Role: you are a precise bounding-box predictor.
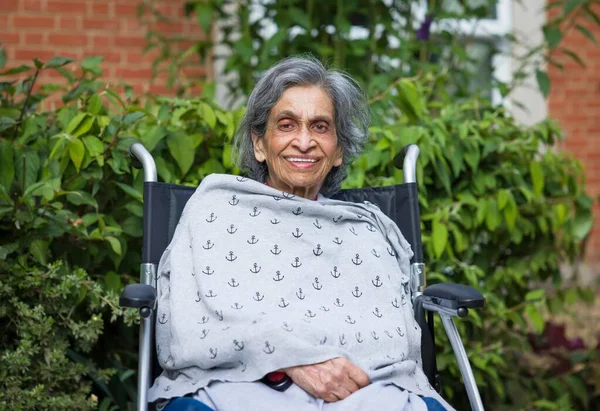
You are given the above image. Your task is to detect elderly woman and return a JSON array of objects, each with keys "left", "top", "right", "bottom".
[{"left": 149, "top": 57, "right": 453, "bottom": 411}]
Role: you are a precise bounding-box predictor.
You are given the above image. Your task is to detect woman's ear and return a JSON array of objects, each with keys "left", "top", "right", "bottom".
[
  {"left": 251, "top": 133, "right": 267, "bottom": 163},
  {"left": 333, "top": 146, "right": 343, "bottom": 167}
]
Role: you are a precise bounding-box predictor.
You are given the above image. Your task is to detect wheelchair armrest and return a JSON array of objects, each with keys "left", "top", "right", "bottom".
[
  {"left": 119, "top": 284, "right": 156, "bottom": 310},
  {"left": 422, "top": 283, "right": 485, "bottom": 317}
]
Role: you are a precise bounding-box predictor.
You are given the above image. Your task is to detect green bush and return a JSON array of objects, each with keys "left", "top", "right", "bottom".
[{"left": 0, "top": 42, "right": 597, "bottom": 410}]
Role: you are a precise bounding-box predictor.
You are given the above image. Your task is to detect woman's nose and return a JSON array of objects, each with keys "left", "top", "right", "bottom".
[{"left": 293, "top": 126, "right": 315, "bottom": 151}]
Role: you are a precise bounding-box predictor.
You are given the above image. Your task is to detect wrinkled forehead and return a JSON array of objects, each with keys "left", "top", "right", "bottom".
[{"left": 269, "top": 85, "right": 335, "bottom": 122}]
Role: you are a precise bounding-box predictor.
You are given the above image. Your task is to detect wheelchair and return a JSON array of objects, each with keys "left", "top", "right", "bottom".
[{"left": 120, "top": 142, "right": 486, "bottom": 411}]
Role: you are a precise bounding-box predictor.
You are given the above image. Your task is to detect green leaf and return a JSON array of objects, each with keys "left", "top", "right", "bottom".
[
  {"left": 121, "top": 216, "right": 143, "bottom": 237},
  {"left": 82, "top": 135, "right": 104, "bottom": 158},
  {"left": 543, "top": 26, "right": 563, "bottom": 48},
  {"left": 497, "top": 189, "right": 511, "bottom": 210},
  {"left": 432, "top": 217, "right": 448, "bottom": 258},
  {"left": 29, "top": 240, "right": 49, "bottom": 265},
  {"left": 68, "top": 139, "right": 85, "bottom": 173},
  {"left": 0, "top": 48, "right": 6, "bottom": 70},
  {"left": 167, "top": 131, "right": 195, "bottom": 176},
  {"left": 396, "top": 80, "right": 424, "bottom": 123},
  {"left": 201, "top": 103, "right": 217, "bottom": 128},
  {"left": 563, "top": 0, "right": 584, "bottom": 17},
  {"left": 87, "top": 94, "right": 103, "bottom": 115},
  {"left": 289, "top": 7, "right": 312, "bottom": 29},
  {"left": 530, "top": 161, "right": 544, "bottom": 195},
  {"left": 105, "top": 236, "right": 122, "bottom": 256},
  {"left": 572, "top": 208, "right": 593, "bottom": 240},
  {"left": 66, "top": 191, "right": 98, "bottom": 208},
  {"left": 0, "top": 140, "right": 14, "bottom": 191},
  {"left": 0, "top": 243, "right": 18, "bottom": 259},
  {"left": 485, "top": 198, "right": 502, "bottom": 231},
  {"left": 195, "top": 2, "right": 213, "bottom": 34},
  {"left": 504, "top": 196, "right": 518, "bottom": 231},
  {"left": 222, "top": 144, "right": 233, "bottom": 169},
  {"left": 104, "top": 271, "right": 122, "bottom": 292},
  {"left": 122, "top": 111, "right": 146, "bottom": 125},
  {"left": 66, "top": 113, "right": 90, "bottom": 136},
  {"left": 0, "top": 64, "right": 33, "bottom": 75},
  {"left": 115, "top": 182, "right": 142, "bottom": 202},
  {"left": 142, "top": 126, "right": 168, "bottom": 151},
  {"left": 535, "top": 70, "right": 550, "bottom": 98},
  {"left": 45, "top": 56, "right": 74, "bottom": 69},
  {"left": 525, "top": 289, "right": 545, "bottom": 302},
  {"left": 575, "top": 24, "right": 596, "bottom": 44},
  {"left": 81, "top": 56, "right": 104, "bottom": 75},
  {"left": 525, "top": 304, "right": 545, "bottom": 334}
]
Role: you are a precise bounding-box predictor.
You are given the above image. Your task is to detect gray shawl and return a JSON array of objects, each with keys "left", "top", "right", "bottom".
[{"left": 148, "top": 174, "right": 452, "bottom": 409}]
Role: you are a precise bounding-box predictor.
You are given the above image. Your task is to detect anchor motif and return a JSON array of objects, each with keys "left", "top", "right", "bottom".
[
  {"left": 191, "top": 270, "right": 195, "bottom": 276},
  {"left": 203, "top": 240, "right": 214, "bottom": 250},
  {"left": 250, "top": 263, "right": 261, "bottom": 274},
  {"left": 270, "top": 245, "right": 281, "bottom": 255},
  {"left": 164, "top": 386, "right": 171, "bottom": 392},
  {"left": 273, "top": 270, "right": 284, "bottom": 281},
  {"left": 352, "top": 286, "right": 363, "bottom": 298},
  {"left": 215, "top": 310, "right": 224, "bottom": 321},
  {"left": 209, "top": 348, "right": 218, "bottom": 359},
  {"left": 292, "top": 228, "right": 303, "bottom": 238},
  {"left": 228, "top": 278, "right": 239, "bottom": 287},
  {"left": 384, "top": 330, "right": 393, "bottom": 339},
  {"left": 225, "top": 251, "right": 237, "bottom": 262},
  {"left": 239, "top": 361, "right": 247, "bottom": 372},
  {"left": 202, "top": 266, "right": 214, "bottom": 275},
  {"left": 158, "top": 313, "right": 168, "bottom": 324},
  {"left": 272, "top": 195, "right": 283, "bottom": 201},
  {"left": 291, "top": 257, "right": 302, "bottom": 268},
  {"left": 205, "top": 290, "right": 217, "bottom": 298},
  {"left": 319, "top": 336, "right": 328, "bottom": 345},
  {"left": 332, "top": 237, "right": 343, "bottom": 245},
  {"left": 372, "top": 276, "right": 383, "bottom": 287},
  {"left": 320, "top": 306, "right": 330, "bottom": 312},
  {"left": 233, "top": 340, "right": 244, "bottom": 351},
  {"left": 282, "top": 192, "right": 295, "bottom": 199},
  {"left": 371, "top": 331, "right": 379, "bottom": 340},
  {"left": 199, "top": 329, "right": 209, "bottom": 339},
  {"left": 396, "top": 327, "right": 405, "bottom": 337},
  {"left": 195, "top": 291, "right": 202, "bottom": 302},
  {"left": 270, "top": 218, "right": 281, "bottom": 224},
  {"left": 278, "top": 298, "right": 289, "bottom": 308},
  {"left": 339, "top": 334, "right": 347, "bottom": 345},
  {"left": 351, "top": 254, "right": 363, "bottom": 265},
  {"left": 392, "top": 298, "right": 400, "bottom": 308},
  {"left": 366, "top": 224, "right": 376, "bottom": 232},
  {"left": 227, "top": 224, "right": 237, "bottom": 234},
  {"left": 333, "top": 215, "right": 343, "bottom": 223},
  {"left": 292, "top": 207, "right": 303, "bottom": 216},
  {"left": 313, "top": 244, "right": 323, "bottom": 256},
  {"left": 253, "top": 292, "right": 264, "bottom": 301},
  {"left": 334, "top": 298, "right": 344, "bottom": 307},
  {"left": 401, "top": 294, "right": 407, "bottom": 305},
  {"left": 231, "top": 302, "right": 243, "bottom": 310},
  {"left": 386, "top": 355, "right": 395, "bottom": 360},
  {"left": 305, "top": 310, "right": 316, "bottom": 318},
  {"left": 330, "top": 266, "right": 341, "bottom": 278},
  {"left": 229, "top": 195, "right": 239, "bottom": 206},
  {"left": 387, "top": 246, "right": 395, "bottom": 257},
  {"left": 236, "top": 177, "right": 249, "bottom": 182},
  {"left": 349, "top": 227, "right": 358, "bottom": 236},
  {"left": 206, "top": 213, "right": 217, "bottom": 223},
  {"left": 198, "top": 316, "right": 209, "bottom": 324},
  {"left": 371, "top": 249, "right": 380, "bottom": 258},
  {"left": 263, "top": 341, "right": 275, "bottom": 354},
  {"left": 282, "top": 322, "right": 293, "bottom": 332},
  {"left": 356, "top": 332, "right": 364, "bottom": 343},
  {"left": 373, "top": 308, "right": 382, "bottom": 318},
  {"left": 249, "top": 207, "right": 261, "bottom": 217},
  {"left": 312, "top": 277, "right": 322, "bottom": 290},
  {"left": 313, "top": 219, "right": 322, "bottom": 229},
  {"left": 296, "top": 288, "right": 305, "bottom": 300},
  {"left": 247, "top": 235, "right": 259, "bottom": 245},
  {"left": 345, "top": 315, "right": 356, "bottom": 325}
]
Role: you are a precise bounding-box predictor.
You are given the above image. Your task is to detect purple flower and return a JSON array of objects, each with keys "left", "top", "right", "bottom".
[{"left": 417, "top": 15, "right": 434, "bottom": 41}]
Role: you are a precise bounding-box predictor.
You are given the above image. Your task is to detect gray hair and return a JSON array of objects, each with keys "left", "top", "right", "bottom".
[{"left": 233, "top": 56, "right": 370, "bottom": 196}]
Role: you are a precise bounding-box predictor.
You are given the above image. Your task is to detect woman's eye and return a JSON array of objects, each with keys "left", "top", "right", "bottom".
[
  {"left": 279, "top": 123, "right": 294, "bottom": 131},
  {"left": 313, "top": 123, "right": 329, "bottom": 133}
]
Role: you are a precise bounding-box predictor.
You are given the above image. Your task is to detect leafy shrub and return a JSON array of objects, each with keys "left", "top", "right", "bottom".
[{"left": 1, "top": 39, "right": 597, "bottom": 410}]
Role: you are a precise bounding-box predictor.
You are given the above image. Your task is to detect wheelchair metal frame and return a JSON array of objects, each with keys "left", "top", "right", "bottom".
[{"left": 128, "top": 142, "right": 484, "bottom": 411}]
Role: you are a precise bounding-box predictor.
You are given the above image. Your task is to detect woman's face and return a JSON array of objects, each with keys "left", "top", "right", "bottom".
[{"left": 252, "top": 86, "right": 343, "bottom": 199}]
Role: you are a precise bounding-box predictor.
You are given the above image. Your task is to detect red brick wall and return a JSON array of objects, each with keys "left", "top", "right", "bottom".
[
  {"left": 1, "top": 0, "right": 208, "bottom": 96},
  {"left": 548, "top": 5, "right": 600, "bottom": 262}
]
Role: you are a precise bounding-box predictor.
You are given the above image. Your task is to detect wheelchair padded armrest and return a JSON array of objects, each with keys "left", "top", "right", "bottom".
[
  {"left": 423, "top": 283, "right": 485, "bottom": 310},
  {"left": 119, "top": 284, "right": 157, "bottom": 309}
]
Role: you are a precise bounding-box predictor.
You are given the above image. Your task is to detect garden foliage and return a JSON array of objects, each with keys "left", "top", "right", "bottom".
[{"left": 1, "top": 0, "right": 600, "bottom": 409}]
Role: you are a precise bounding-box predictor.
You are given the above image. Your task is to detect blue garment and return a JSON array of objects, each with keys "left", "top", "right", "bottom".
[{"left": 163, "top": 395, "right": 446, "bottom": 411}]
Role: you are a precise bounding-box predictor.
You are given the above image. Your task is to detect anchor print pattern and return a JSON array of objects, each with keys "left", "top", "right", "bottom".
[{"left": 174, "top": 183, "right": 420, "bottom": 374}]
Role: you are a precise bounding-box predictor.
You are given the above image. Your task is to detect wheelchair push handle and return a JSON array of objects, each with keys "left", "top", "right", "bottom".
[
  {"left": 130, "top": 142, "right": 158, "bottom": 183},
  {"left": 393, "top": 144, "right": 420, "bottom": 184}
]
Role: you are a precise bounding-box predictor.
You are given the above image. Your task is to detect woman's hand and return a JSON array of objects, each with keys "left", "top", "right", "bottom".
[{"left": 282, "top": 357, "right": 370, "bottom": 402}]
